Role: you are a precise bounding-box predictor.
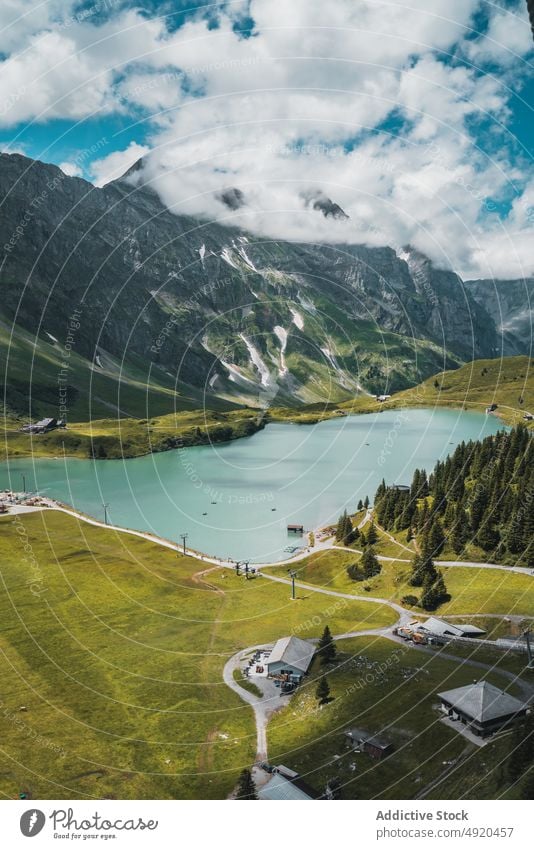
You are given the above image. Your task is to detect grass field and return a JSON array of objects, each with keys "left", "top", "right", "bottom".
[
  {"left": 0, "top": 408, "right": 264, "bottom": 461},
  {"left": 265, "top": 549, "right": 534, "bottom": 618},
  {"left": 377, "top": 355, "right": 534, "bottom": 428},
  {"left": 267, "top": 636, "right": 525, "bottom": 800},
  {"left": 0, "top": 510, "right": 395, "bottom": 800}
]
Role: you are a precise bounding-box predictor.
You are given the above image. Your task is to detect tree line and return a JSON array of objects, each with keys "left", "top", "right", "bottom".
[{"left": 374, "top": 424, "right": 533, "bottom": 568}]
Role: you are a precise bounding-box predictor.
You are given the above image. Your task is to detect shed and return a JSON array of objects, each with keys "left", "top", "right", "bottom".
[
  {"left": 344, "top": 727, "right": 394, "bottom": 760},
  {"left": 267, "top": 636, "right": 315, "bottom": 679},
  {"left": 287, "top": 523, "right": 304, "bottom": 534},
  {"left": 438, "top": 680, "right": 527, "bottom": 737}
]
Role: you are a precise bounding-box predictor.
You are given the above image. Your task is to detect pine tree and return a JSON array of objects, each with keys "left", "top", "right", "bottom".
[
  {"left": 318, "top": 625, "right": 337, "bottom": 665},
  {"left": 364, "top": 495, "right": 370, "bottom": 509},
  {"left": 236, "top": 768, "right": 258, "bottom": 799},
  {"left": 506, "top": 516, "right": 524, "bottom": 555},
  {"left": 316, "top": 676, "right": 330, "bottom": 704},
  {"left": 428, "top": 519, "right": 445, "bottom": 556},
  {"left": 408, "top": 552, "right": 426, "bottom": 587},
  {"left": 365, "top": 522, "right": 378, "bottom": 546},
  {"left": 357, "top": 499, "right": 363, "bottom": 511},
  {"left": 470, "top": 486, "right": 488, "bottom": 533},
  {"left": 335, "top": 510, "right": 354, "bottom": 545},
  {"left": 361, "top": 546, "right": 381, "bottom": 579},
  {"left": 347, "top": 562, "right": 364, "bottom": 582},
  {"left": 420, "top": 570, "right": 449, "bottom": 611},
  {"left": 336, "top": 511, "right": 347, "bottom": 541},
  {"left": 476, "top": 522, "right": 500, "bottom": 552}
]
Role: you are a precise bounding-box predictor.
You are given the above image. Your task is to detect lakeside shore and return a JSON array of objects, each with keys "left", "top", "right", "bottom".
[{"left": 0, "top": 392, "right": 524, "bottom": 463}]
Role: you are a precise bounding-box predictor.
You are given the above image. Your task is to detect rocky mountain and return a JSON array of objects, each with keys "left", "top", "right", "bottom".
[
  {"left": 466, "top": 278, "right": 533, "bottom": 355},
  {"left": 0, "top": 152, "right": 527, "bottom": 420}
]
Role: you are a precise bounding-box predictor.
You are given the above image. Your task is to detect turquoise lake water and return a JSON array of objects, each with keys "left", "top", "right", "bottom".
[{"left": 0, "top": 408, "right": 504, "bottom": 563}]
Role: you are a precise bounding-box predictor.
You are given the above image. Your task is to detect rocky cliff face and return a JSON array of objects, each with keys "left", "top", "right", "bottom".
[
  {"left": 466, "top": 278, "right": 533, "bottom": 355},
  {"left": 0, "top": 152, "right": 522, "bottom": 412}
]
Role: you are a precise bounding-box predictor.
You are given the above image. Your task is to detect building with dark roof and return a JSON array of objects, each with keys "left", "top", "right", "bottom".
[
  {"left": 345, "top": 728, "right": 394, "bottom": 760},
  {"left": 438, "top": 681, "right": 527, "bottom": 737}
]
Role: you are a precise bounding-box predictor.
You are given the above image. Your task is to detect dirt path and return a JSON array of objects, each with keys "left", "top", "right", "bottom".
[{"left": 191, "top": 565, "right": 225, "bottom": 595}]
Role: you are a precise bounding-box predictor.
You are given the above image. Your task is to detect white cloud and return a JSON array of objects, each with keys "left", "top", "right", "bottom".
[
  {"left": 90, "top": 141, "right": 151, "bottom": 187},
  {"left": 58, "top": 160, "right": 82, "bottom": 177},
  {"left": 466, "top": 3, "right": 533, "bottom": 67},
  {"left": 0, "top": 6, "right": 165, "bottom": 126},
  {"left": 1, "top": 0, "right": 532, "bottom": 278}
]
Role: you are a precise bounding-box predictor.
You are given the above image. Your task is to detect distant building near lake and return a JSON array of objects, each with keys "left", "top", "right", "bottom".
[
  {"left": 376, "top": 394, "right": 391, "bottom": 402},
  {"left": 20, "top": 417, "right": 65, "bottom": 434},
  {"left": 438, "top": 681, "right": 527, "bottom": 738}
]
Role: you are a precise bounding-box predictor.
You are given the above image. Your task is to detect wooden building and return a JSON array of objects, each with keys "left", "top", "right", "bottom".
[{"left": 344, "top": 727, "right": 394, "bottom": 760}]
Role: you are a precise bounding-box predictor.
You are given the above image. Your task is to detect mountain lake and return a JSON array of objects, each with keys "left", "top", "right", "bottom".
[{"left": 0, "top": 407, "right": 505, "bottom": 563}]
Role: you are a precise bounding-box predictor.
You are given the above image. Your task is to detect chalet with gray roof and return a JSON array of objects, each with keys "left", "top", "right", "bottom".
[{"left": 438, "top": 680, "right": 527, "bottom": 737}]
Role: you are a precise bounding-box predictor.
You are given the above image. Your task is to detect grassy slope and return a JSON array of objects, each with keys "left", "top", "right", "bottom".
[
  {"left": 0, "top": 315, "right": 232, "bottom": 421},
  {"left": 265, "top": 549, "right": 534, "bottom": 617},
  {"left": 1, "top": 408, "right": 264, "bottom": 461},
  {"left": 372, "top": 355, "right": 534, "bottom": 428},
  {"left": 268, "top": 636, "right": 526, "bottom": 800},
  {"left": 0, "top": 510, "right": 394, "bottom": 800}
]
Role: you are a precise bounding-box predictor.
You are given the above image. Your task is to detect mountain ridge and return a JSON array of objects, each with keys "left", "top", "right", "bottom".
[{"left": 0, "top": 152, "right": 529, "bottom": 421}]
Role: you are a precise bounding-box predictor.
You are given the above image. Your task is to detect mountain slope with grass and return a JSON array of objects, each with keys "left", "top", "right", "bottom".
[{"left": 382, "top": 355, "right": 534, "bottom": 426}]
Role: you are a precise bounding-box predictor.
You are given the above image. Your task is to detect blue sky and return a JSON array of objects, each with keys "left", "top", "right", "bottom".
[{"left": 0, "top": 0, "right": 532, "bottom": 278}]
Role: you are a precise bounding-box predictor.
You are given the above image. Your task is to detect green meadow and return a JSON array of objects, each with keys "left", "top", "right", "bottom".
[
  {"left": 268, "top": 636, "right": 525, "bottom": 800},
  {"left": 0, "top": 510, "right": 394, "bottom": 800},
  {"left": 265, "top": 549, "right": 534, "bottom": 618}
]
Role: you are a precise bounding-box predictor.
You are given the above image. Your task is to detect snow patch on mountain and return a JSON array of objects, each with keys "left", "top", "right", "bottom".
[
  {"left": 220, "top": 247, "right": 239, "bottom": 269},
  {"left": 239, "top": 333, "right": 271, "bottom": 386},
  {"left": 273, "top": 325, "right": 288, "bottom": 376},
  {"left": 221, "top": 359, "right": 256, "bottom": 385},
  {"left": 297, "top": 291, "right": 317, "bottom": 313},
  {"left": 238, "top": 246, "right": 258, "bottom": 271},
  {"left": 289, "top": 307, "right": 304, "bottom": 330}
]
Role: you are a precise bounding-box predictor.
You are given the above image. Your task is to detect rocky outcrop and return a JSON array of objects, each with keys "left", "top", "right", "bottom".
[{"left": 466, "top": 277, "right": 533, "bottom": 354}]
